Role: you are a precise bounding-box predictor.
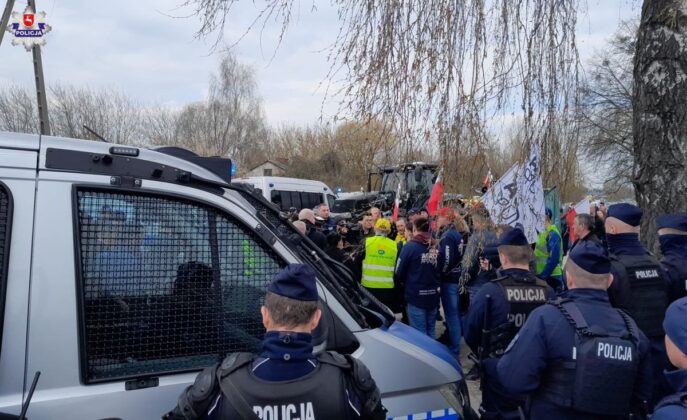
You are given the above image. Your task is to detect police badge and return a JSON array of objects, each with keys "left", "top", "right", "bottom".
[{"left": 6, "top": 6, "right": 52, "bottom": 51}]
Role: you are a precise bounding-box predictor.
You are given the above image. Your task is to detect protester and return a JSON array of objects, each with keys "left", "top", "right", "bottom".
[
  {"left": 324, "top": 231, "right": 346, "bottom": 263},
  {"left": 293, "top": 220, "right": 307, "bottom": 235},
  {"left": 460, "top": 209, "right": 497, "bottom": 301},
  {"left": 315, "top": 203, "right": 336, "bottom": 233},
  {"left": 407, "top": 208, "right": 420, "bottom": 224},
  {"left": 165, "top": 264, "right": 385, "bottom": 420},
  {"left": 298, "top": 208, "right": 327, "bottom": 249},
  {"left": 436, "top": 207, "right": 463, "bottom": 358},
  {"left": 570, "top": 213, "right": 598, "bottom": 251},
  {"left": 359, "top": 211, "right": 375, "bottom": 239},
  {"left": 592, "top": 203, "right": 607, "bottom": 248},
  {"left": 395, "top": 218, "right": 408, "bottom": 244},
  {"left": 395, "top": 217, "right": 440, "bottom": 338},
  {"left": 534, "top": 207, "right": 564, "bottom": 292},
  {"left": 606, "top": 203, "right": 670, "bottom": 406},
  {"left": 560, "top": 207, "right": 570, "bottom": 255},
  {"left": 464, "top": 227, "right": 554, "bottom": 418},
  {"left": 360, "top": 218, "right": 399, "bottom": 311},
  {"left": 656, "top": 214, "right": 687, "bottom": 302},
  {"left": 653, "top": 296, "right": 687, "bottom": 419},
  {"left": 370, "top": 207, "right": 381, "bottom": 224},
  {"left": 497, "top": 241, "right": 652, "bottom": 419}
]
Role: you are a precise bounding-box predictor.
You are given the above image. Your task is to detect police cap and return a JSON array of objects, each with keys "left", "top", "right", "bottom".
[
  {"left": 268, "top": 264, "right": 319, "bottom": 302},
  {"left": 664, "top": 296, "right": 687, "bottom": 354},
  {"left": 656, "top": 214, "right": 687, "bottom": 232},
  {"left": 568, "top": 240, "right": 611, "bottom": 274},
  {"left": 407, "top": 208, "right": 420, "bottom": 216},
  {"left": 607, "top": 203, "right": 643, "bottom": 227},
  {"left": 497, "top": 227, "right": 529, "bottom": 247}
]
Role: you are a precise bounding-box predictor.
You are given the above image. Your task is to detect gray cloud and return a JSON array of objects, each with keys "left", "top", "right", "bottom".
[{"left": 1, "top": 0, "right": 638, "bottom": 126}]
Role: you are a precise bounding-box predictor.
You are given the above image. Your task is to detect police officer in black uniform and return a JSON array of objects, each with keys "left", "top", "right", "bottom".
[
  {"left": 464, "top": 228, "right": 555, "bottom": 419},
  {"left": 656, "top": 214, "right": 687, "bottom": 302},
  {"left": 605, "top": 203, "right": 670, "bottom": 406},
  {"left": 497, "top": 241, "right": 653, "bottom": 419},
  {"left": 164, "top": 264, "right": 385, "bottom": 420},
  {"left": 653, "top": 296, "right": 687, "bottom": 419}
]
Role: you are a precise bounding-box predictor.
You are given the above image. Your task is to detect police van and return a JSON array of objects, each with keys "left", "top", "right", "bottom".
[
  {"left": 0, "top": 132, "right": 471, "bottom": 419},
  {"left": 232, "top": 176, "right": 336, "bottom": 212}
]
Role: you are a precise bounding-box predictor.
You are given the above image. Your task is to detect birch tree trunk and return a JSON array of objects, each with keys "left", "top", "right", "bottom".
[{"left": 633, "top": 0, "right": 687, "bottom": 254}]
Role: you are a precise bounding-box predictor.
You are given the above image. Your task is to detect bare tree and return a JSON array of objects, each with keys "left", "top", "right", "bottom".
[
  {"left": 633, "top": 1, "right": 687, "bottom": 253},
  {"left": 184, "top": 0, "right": 582, "bottom": 189},
  {"left": 580, "top": 21, "right": 636, "bottom": 193},
  {"left": 50, "top": 85, "right": 143, "bottom": 144},
  {"left": 167, "top": 54, "right": 270, "bottom": 168},
  {"left": 0, "top": 84, "right": 38, "bottom": 133}
]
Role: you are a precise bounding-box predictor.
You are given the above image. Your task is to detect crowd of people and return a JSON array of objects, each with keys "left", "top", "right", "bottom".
[{"left": 295, "top": 200, "right": 687, "bottom": 419}]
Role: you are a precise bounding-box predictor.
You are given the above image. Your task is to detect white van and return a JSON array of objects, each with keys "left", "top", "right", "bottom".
[
  {"left": 232, "top": 176, "right": 336, "bottom": 211},
  {"left": 0, "top": 132, "right": 472, "bottom": 419}
]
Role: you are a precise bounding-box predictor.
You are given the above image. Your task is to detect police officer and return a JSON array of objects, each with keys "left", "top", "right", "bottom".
[
  {"left": 605, "top": 203, "right": 670, "bottom": 405},
  {"left": 360, "top": 218, "right": 399, "bottom": 311},
  {"left": 464, "top": 228, "right": 555, "bottom": 419},
  {"left": 656, "top": 214, "right": 687, "bottom": 302},
  {"left": 534, "top": 207, "right": 564, "bottom": 291},
  {"left": 164, "top": 264, "right": 385, "bottom": 420},
  {"left": 653, "top": 296, "right": 687, "bottom": 419},
  {"left": 497, "top": 240, "right": 652, "bottom": 419}
]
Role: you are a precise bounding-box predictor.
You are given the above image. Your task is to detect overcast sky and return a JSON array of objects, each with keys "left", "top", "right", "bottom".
[{"left": 1, "top": 0, "right": 640, "bottom": 127}]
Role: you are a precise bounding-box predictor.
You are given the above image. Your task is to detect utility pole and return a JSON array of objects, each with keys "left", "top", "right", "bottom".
[
  {"left": 0, "top": 0, "right": 16, "bottom": 47},
  {"left": 27, "top": 0, "right": 50, "bottom": 135}
]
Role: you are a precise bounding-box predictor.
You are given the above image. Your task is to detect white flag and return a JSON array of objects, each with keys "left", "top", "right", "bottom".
[
  {"left": 573, "top": 198, "right": 591, "bottom": 215},
  {"left": 517, "top": 143, "right": 546, "bottom": 243},
  {"left": 482, "top": 143, "right": 546, "bottom": 243},
  {"left": 482, "top": 163, "right": 521, "bottom": 225}
]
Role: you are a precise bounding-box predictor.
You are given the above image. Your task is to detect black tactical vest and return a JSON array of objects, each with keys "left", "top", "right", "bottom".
[
  {"left": 662, "top": 258, "right": 687, "bottom": 301},
  {"left": 215, "top": 352, "right": 355, "bottom": 420},
  {"left": 611, "top": 253, "right": 668, "bottom": 338},
  {"left": 539, "top": 299, "right": 640, "bottom": 416},
  {"left": 484, "top": 274, "right": 549, "bottom": 358}
]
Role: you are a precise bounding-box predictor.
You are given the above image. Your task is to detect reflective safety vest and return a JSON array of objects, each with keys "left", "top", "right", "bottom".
[
  {"left": 361, "top": 235, "right": 398, "bottom": 289},
  {"left": 534, "top": 224, "right": 563, "bottom": 277}
]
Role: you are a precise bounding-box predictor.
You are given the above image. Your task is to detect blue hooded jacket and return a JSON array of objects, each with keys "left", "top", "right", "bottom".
[
  {"left": 395, "top": 233, "right": 440, "bottom": 309},
  {"left": 438, "top": 224, "right": 463, "bottom": 283}
]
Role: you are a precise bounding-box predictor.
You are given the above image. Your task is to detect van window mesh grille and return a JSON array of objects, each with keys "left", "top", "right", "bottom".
[{"left": 75, "top": 189, "right": 284, "bottom": 382}]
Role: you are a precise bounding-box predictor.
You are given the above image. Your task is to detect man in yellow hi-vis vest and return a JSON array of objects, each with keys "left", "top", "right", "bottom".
[
  {"left": 360, "top": 218, "right": 399, "bottom": 311},
  {"left": 534, "top": 207, "right": 564, "bottom": 291}
]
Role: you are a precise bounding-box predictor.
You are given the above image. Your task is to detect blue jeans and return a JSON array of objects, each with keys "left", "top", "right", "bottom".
[
  {"left": 407, "top": 304, "right": 438, "bottom": 338},
  {"left": 441, "top": 283, "right": 461, "bottom": 355}
]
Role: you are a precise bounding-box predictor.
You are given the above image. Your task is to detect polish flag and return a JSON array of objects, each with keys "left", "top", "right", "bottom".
[
  {"left": 483, "top": 170, "right": 492, "bottom": 189},
  {"left": 392, "top": 177, "right": 402, "bottom": 221},
  {"left": 427, "top": 170, "right": 444, "bottom": 217}
]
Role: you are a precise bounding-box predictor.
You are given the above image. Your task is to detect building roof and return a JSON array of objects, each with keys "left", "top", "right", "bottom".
[{"left": 249, "top": 159, "right": 288, "bottom": 172}]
